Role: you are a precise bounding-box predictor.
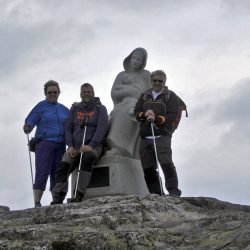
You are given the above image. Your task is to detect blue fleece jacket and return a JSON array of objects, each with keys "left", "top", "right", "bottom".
[{"left": 25, "top": 100, "right": 69, "bottom": 142}]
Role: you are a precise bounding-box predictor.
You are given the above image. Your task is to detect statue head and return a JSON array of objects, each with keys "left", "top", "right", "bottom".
[{"left": 123, "top": 47, "right": 148, "bottom": 72}]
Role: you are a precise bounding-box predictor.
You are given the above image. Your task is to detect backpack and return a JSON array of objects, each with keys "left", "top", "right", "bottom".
[
  {"left": 174, "top": 95, "right": 188, "bottom": 129},
  {"left": 143, "top": 89, "right": 188, "bottom": 130}
]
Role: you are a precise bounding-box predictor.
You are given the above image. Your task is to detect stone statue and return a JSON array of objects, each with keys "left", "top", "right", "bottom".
[{"left": 105, "top": 47, "right": 151, "bottom": 159}]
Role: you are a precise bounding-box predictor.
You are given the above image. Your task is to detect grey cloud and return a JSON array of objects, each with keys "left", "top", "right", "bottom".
[
  {"left": 220, "top": 122, "right": 250, "bottom": 146},
  {"left": 175, "top": 79, "right": 250, "bottom": 203},
  {"left": 1, "top": 0, "right": 250, "bottom": 210},
  {"left": 188, "top": 79, "right": 250, "bottom": 145},
  {"left": 0, "top": 25, "right": 38, "bottom": 73},
  {"left": 187, "top": 79, "right": 250, "bottom": 124},
  {"left": 0, "top": 22, "right": 98, "bottom": 82},
  {"left": 0, "top": 1, "right": 116, "bottom": 77},
  {"left": 221, "top": 0, "right": 250, "bottom": 16},
  {"left": 178, "top": 119, "right": 250, "bottom": 205},
  {"left": 213, "top": 79, "right": 250, "bottom": 123}
]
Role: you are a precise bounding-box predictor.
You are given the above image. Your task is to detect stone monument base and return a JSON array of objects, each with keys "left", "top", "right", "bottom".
[{"left": 71, "top": 155, "right": 149, "bottom": 197}]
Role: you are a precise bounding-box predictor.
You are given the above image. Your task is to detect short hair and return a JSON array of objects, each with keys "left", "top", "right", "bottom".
[
  {"left": 81, "top": 83, "right": 95, "bottom": 95},
  {"left": 151, "top": 70, "right": 167, "bottom": 81},
  {"left": 44, "top": 80, "right": 60, "bottom": 95},
  {"left": 81, "top": 83, "right": 94, "bottom": 91},
  {"left": 81, "top": 83, "right": 93, "bottom": 89}
]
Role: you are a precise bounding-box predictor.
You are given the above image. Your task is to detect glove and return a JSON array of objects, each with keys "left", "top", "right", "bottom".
[{"left": 23, "top": 124, "right": 32, "bottom": 134}]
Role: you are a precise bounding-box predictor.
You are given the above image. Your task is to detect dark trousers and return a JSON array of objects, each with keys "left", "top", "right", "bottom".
[
  {"left": 52, "top": 151, "right": 97, "bottom": 201},
  {"left": 139, "top": 135, "right": 179, "bottom": 194},
  {"left": 34, "top": 140, "right": 65, "bottom": 191}
]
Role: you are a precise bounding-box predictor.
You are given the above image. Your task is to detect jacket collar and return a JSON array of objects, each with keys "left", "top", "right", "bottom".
[{"left": 146, "top": 86, "right": 169, "bottom": 96}]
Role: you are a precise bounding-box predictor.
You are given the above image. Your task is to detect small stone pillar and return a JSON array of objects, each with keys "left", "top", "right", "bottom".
[{"left": 0, "top": 205, "right": 10, "bottom": 214}]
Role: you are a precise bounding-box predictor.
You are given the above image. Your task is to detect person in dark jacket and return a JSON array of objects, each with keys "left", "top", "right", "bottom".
[
  {"left": 23, "top": 80, "right": 69, "bottom": 207},
  {"left": 134, "top": 70, "right": 182, "bottom": 197},
  {"left": 51, "top": 83, "right": 108, "bottom": 204}
]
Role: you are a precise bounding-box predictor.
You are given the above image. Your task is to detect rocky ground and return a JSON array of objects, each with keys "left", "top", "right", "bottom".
[{"left": 0, "top": 195, "right": 250, "bottom": 249}]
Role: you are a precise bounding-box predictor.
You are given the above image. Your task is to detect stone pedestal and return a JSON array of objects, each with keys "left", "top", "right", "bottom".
[{"left": 71, "top": 155, "right": 149, "bottom": 197}]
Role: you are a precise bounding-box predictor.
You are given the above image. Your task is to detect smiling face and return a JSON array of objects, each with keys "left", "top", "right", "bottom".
[
  {"left": 80, "top": 85, "right": 95, "bottom": 103},
  {"left": 151, "top": 74, "right": 166, "bottom": 93},
  {"left": 46, "top": 85, "right": 59, "bottom": 103},
  {"left": 130, "top": 50, "right": 144, "bottom": 70}
]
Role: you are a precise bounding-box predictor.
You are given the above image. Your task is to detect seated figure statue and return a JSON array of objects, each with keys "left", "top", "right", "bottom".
[{"left": 105, "top": 47, "right": 151, "bottom": 159}]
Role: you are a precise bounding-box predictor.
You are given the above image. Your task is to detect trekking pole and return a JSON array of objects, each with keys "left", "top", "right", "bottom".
[
  {"left": 150, "top": 122, "right": 164, "bottom": 196},
  {"left": 74, "top": 117, "right": 88, "bottom": 198},
  {"left": 26, "top": 134, "right": 35, "bottom": 203}
]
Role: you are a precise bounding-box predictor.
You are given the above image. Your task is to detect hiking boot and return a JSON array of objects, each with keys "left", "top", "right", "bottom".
[
  {"left": 33, "top": 189, "right": 43, "bottom": 208},
  {"left": 50, "top": 199, "right": 63, "bottom": 205},
  {"left": 67, "top": 192, "right": 84, "bottom": 203},
  {"left": 35, "top": 202, "right": 41, "bottom": 208},
  {"left": 168, "top": 188, "right": 182, "bottom": 197}
]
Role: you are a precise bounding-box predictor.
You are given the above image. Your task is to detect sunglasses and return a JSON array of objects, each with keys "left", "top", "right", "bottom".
[
  {"left": 152, "top": 79, "right": 164, "bottom": 83},
  {"left": 47, "top": 91, "right": 58, "bottom": 95}
]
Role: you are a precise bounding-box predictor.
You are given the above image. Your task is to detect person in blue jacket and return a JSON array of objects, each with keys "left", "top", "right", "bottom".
[
  {"left": 51, "top": 83, "right": 108, "bottom": 204},
  {"left": 23, "top": 80, "right": 69, "bottom": 207}
]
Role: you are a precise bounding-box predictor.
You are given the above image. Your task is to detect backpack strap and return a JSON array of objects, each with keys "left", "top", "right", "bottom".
[
  {"left": 143, "top": 92, "right": 147, "bottom": 101},
  {"left": 179, "top": 98, "right": 188, "bottom": 117},
  {"left": 165, "top": 89, "right": 171, "bottom": 102},
  {"left": 143, "top": 89, "right": 152, "bottom": 101},
  {"left": 167, "top": 90, "right": 188, "bottom": 117},
  {"left": 96, "top": 104, "right": 101, "bottom": 117}
]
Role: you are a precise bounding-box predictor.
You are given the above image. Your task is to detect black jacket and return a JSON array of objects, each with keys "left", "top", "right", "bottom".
[{"left": 134, "top": 87, "right": 180, "bottom": 137}]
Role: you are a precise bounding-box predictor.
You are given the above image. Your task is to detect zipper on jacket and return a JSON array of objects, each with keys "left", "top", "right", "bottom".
[{"left": 56, "top": 105, "right": 62, "bottom": 142}]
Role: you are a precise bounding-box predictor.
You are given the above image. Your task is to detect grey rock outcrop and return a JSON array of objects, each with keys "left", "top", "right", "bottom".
[{"left": 0, "top": 195, "right": 250, "bottom": 249}]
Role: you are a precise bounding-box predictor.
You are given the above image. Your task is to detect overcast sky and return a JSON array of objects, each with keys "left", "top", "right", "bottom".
[{"left": 0, "top": 0, "right": 249, "bottom": 210}]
